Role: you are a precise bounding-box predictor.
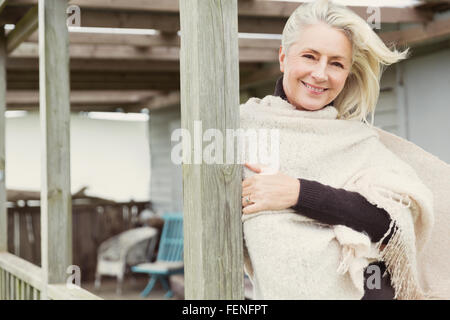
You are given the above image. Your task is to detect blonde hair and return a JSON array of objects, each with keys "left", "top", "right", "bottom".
[{"left": 281, "top": 0, "right": 409, "bottom": 124}]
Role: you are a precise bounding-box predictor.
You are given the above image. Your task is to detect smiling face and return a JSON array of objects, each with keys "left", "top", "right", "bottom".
[{"left": 279, "top": 23, "right": 353, "bottom": 111}]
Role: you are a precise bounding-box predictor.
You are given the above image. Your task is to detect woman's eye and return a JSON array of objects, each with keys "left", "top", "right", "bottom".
[
  {"left": 332, "top": 62, "right": 344, "bottom": 68},
  {"left": 303, "top": 54, "right": 315, "bottom": 60}
]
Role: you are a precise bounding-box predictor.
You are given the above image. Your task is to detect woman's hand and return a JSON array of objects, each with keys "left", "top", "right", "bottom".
[{"left": 242, "top": 163, "right": 301, "bottom": 215}]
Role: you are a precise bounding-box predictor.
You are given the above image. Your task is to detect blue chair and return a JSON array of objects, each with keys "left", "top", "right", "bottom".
[{"left": 131, "top": 213, "right": 184, "bottom": 298}]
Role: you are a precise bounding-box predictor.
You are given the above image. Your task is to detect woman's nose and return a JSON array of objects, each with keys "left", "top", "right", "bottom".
[{"left": 311, "top": 61, "right": 328, "bottom": 82}]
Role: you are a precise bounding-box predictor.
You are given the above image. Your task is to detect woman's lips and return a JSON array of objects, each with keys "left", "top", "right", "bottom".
[{"left": 301, "top": 81, "right": 328, "bottom": 95}]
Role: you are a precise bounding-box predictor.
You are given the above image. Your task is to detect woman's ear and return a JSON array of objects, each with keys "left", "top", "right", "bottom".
[{"left": 279, "top": 46, "right": 285, "bottom": 73}]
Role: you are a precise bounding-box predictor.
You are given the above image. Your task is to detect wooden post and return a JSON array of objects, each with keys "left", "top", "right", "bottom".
[
  {"left": 6, "top": 5, "right": 39, "bottom": 54},
  {"left": 0, "top": 28, "right": 7, "bottom": 253},
  {"left": 179, "top": 0, "right": 244, "bottom": 299},
  {"left": 39, "top": 0, "right": 72, "bottom": 294}
]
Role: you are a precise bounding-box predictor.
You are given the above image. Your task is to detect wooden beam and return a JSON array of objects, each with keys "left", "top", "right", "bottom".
[
  {"left": 0, "top": 28, "right": 6, "bottom": 252},
  {"left": 6, "top": 5, "right": 38, "bottom": 54},
  {"left": 28, "top": 30, "right": 180, "bottom": 47},
  {"left": 0, "top": 5, "right": 37, "bottom": 26},
  {"left": 6, "top": 89, "right": 158, "bottom": 110},
  {"left": 6, "top": 57, "right": 186, "bottom": 72},
  {"left": 1, "top": 0, "right": 36, "bottom": 3},
  {"left": 7, "top": 90, "right": 157, "bottom": 104},
  {"left": 13, "top": 42, "right": 182, "bottom": 60},
  {"left": 73, "top": 8, "right": 418, "bottom": 34},
  {"left": 8, "top": 70, "right": 180, "bottom": 82},
  {"left": 28, "top": 30, "right": 282, "bottom": 50},
  {"left": 1, "top": 0, "right": 438, "bottom": 33},
  {"left": 8, "top": 80, "right": 180, "bottom": 91},
  {"left": 81, "top": 9, "right": 181, "bottom": 32},
  {"left": 65, "top": 0, "right": 433, "bottom": 23},
  {"left": 380, "top": 17, "right": 450, "bottom": 47},
  {"left": 13, "top": 41, "right": 279, "bottom": 62},
  {"left": 6, "top": 103, "right": 141, "bottom": 112},
  {"left": 180, "top": 0, "right": 244, "bottom": 299},
  {"left": 0, "top": 0, "right": 7, "bottom": 14},
  {"left": 7, "top": 70, "right": 181, "bottom": 92},
  {"left": 39, "top": 0, "right": 72, "bottom": 294}
]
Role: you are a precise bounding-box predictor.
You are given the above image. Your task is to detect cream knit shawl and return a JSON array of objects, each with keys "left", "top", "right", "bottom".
[{"left": 240, "top": 95, "right": 444, "bottom": 300}]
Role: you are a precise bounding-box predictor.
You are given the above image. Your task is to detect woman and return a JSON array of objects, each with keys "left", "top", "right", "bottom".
[{"left": 240, "top": 0, "right": 435, "bottom": 300}]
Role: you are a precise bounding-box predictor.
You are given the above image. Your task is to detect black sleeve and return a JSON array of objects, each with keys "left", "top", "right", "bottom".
[{"left": 291, "top": 178, "right": 395, "bottom": 244}]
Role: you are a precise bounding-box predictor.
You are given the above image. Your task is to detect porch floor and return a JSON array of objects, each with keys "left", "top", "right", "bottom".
[{"left": 81, "top": 274, "right": 179, "bottom": 300}]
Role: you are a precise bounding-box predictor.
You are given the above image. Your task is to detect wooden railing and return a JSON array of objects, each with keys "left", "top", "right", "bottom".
[
  {"left": 0, "top": 252, "right": 101, "bottom": 300},
  {"left": 0, "top": 253, "right": 41, "bottom": 300},
  {"left": 6, "top": 200, "right": 149, "bottom": 282}
]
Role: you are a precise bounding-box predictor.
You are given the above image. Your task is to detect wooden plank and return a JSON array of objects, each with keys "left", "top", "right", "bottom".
[
  {"left": 9, "top": 72, "right": 179, "bottom": 84},
  {"left": 180, "top": 0, "right": 244, "bottom": 299},
  {"left": 9, "top": 271, "right": 13, "bottom": 300},
  {"left": 38, "top": 0, "right": 72, "bottom": 290},
  {"left": 6, "top": 56, "right": 260, "bottom": 73},
  {"left": 380, "top": 17, "right": 450, "bottom": 47},
  {"left": 3, "top": 269, "right": 7, "bottom": 299},
  {"left": 28, "top": 30, "right": 181, "bottom": 47},
  {"left": 5, "top": 269, "right": 9, "bottom": 300},
  {"left": 3, "top": 269, "right": 6, "bottom": 299},
  {"left": 67, "top": 0, "right": 433, "bottom": 23},
  {"left": 32, "top": 286, "right": 38, "bottom": 300},
  {"left": 7, "top": 80, "right": 180, "bottom": 91},
  {"left": 5, "top": 270, "right": 9, "bottom": 299},
  {"left": 5, "top": 271, "right": 8, "bottom": 299},
  {"left": 15, "top": 276, "right": 19, "bottom": 299},
  {"left": 6, "top": 5, "right": 38, "bottom": 54},
  {"left": 3, "top": 270, "right": 6, "bottom": 299},
  {"left": 47, "top": 284, "right": 102, "bottom": 300},
  {"left": 22, "top": 281, "right": 27, "bottom": 299},
  {"left": 0, "top": 252, "right": 44, "bottom": 291},
  {"left": 73, "top": 5, "right": 430, "bottom": 33},
  {"left": 0, "top": 27, "right": 6, "bottom": 253},
  {"left": 7, "top": 270, "right": 11, "bottom": 300},
  {"left": 13, "top": 211, "right": 20, "bottom": 256},
  {"left": 28, "top": 30, "right": 281, "bottom": 50},
  {"left": 81, "top": 9, "right": 181, "bottom": 32},
  {"left": 0, "top": 0, "right": 7, "bottom": 14},
  {"left": 2, "top": 0, "right": 437, "bottom": 31},
  {"left": 11, "top": 273, "right": 15, "bottom": 300},
  {"left": 20, "top": 280, "right": 25, "bottom": 300},
  {"left": 13, "top": 41, "right": 278, "bottom": 62},
  {"left": 0, "top": 268, "right": 4, "bottom": 299},
  {"left": 25, "top": 282, "right": 30, "bottom": 300},
  {"left": 6, "top": 90, "right": 157, "bottom": 105}
]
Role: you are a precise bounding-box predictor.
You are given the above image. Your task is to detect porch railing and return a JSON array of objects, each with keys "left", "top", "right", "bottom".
[{"left": 0, "top": 252, "right": 101, "bottom": 300}]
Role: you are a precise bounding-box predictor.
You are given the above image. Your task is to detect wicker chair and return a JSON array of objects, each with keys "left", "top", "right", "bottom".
[{"left": 94, "top": 226, "right": 159, "bottom": 295}]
